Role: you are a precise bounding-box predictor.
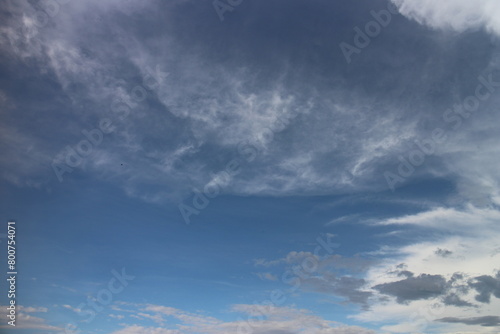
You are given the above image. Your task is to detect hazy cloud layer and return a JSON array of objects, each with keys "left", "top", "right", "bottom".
[
  {"left": 107, "top": 303, "right": 378, "bottom": 334},
  {"left": 437, "top": 315, "right": 500, "bottom": 327},
  {"left": 1, "top": 0, "right": 499, "bottom": 204}
]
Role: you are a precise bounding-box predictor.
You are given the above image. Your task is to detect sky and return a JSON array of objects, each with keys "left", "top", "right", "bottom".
[{"left": 0, "top": 0, "right": 500, "bottom": 333}]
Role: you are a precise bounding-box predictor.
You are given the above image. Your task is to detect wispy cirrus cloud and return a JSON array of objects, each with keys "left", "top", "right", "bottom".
[
  {"left": 0, "top": 305, "right": 63, "bottom": 332},
  {"left": 108, "top": 303, "right": 377, "bottom": 334},
  {"left": 3, "top": 0, "right": 499, "bottom": 204}
]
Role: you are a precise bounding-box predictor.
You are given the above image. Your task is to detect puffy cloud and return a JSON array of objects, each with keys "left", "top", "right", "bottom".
[
  {"left": 351, "top": 204, "right": 500, "bottom": 333},
  {"left": 469, "top": 272, "right": 500, "bottom": 303},
  {"left": 373, "top": 274, "right": 448, "bottom": 303},
  {"left": 442, "top": 293, "right": 475, "bottom": 307}
]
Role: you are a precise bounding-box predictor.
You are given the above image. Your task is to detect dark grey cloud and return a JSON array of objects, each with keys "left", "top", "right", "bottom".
[
  {"left": 373, "top": 274, "right": 447, "bottom": 303},
  {"left": 442, "top": 293, "right": 475, "bottom": 308},
  {"left": 301, "top": 273, "right": 373, "bottom": 307},
  {"left": 468, "top": 272, "right": 500, "bottom": 303},
  {"left": 397, "top": 270, "right": 414, "bottom": 278},
  {"left": 442, "top": 273, "right": 474, "bottom": 307},
  {"left": 436, "top": 316, "right": 500, "bottom": 327},
  {"left": 387, "top": 264, "right": 415, "bottom": 278},
  {"left": 373, "top": 269, "right": 488, "bottom": 308},
  {"left": 334, "top": 276, "right": 374, "bottom": 306},
  {"left": 435, "top": 248, "right": 453, "bottom": 257}
]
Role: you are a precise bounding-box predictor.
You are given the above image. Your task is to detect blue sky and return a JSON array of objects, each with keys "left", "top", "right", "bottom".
[{"left": 1, "top": 0, "right": 500, "bottom": 333}]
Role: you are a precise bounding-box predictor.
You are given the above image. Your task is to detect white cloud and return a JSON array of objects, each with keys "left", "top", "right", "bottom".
[
  {"left": 62, "top": 304, "right": 82, "bottom": 313},
  {"left": 0, "top": 305, "right": 63, "bottom": 332},
  {"left": 391, "top": 0, "right": 500, "bottom": 36},
  {"left": 110, "top": 314, "right": 125, "bottom": 319},
  {"left": 256, "top": 272, "right": 278, "bottom": 281},
  {"left": 110, "top": 303, "right": 377, "bottom": 334},
  {"left": 19, "top": 306, "right": 48, "bottom": 313},
  {"left": 375, "top": 205, "right": 500, "bottom": 236},
  {"left": 110, "top": 325, "right": 181, "bottom": 334},
  {"left": 354, "top": 205, "right": 500, "bottom": 333}
]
